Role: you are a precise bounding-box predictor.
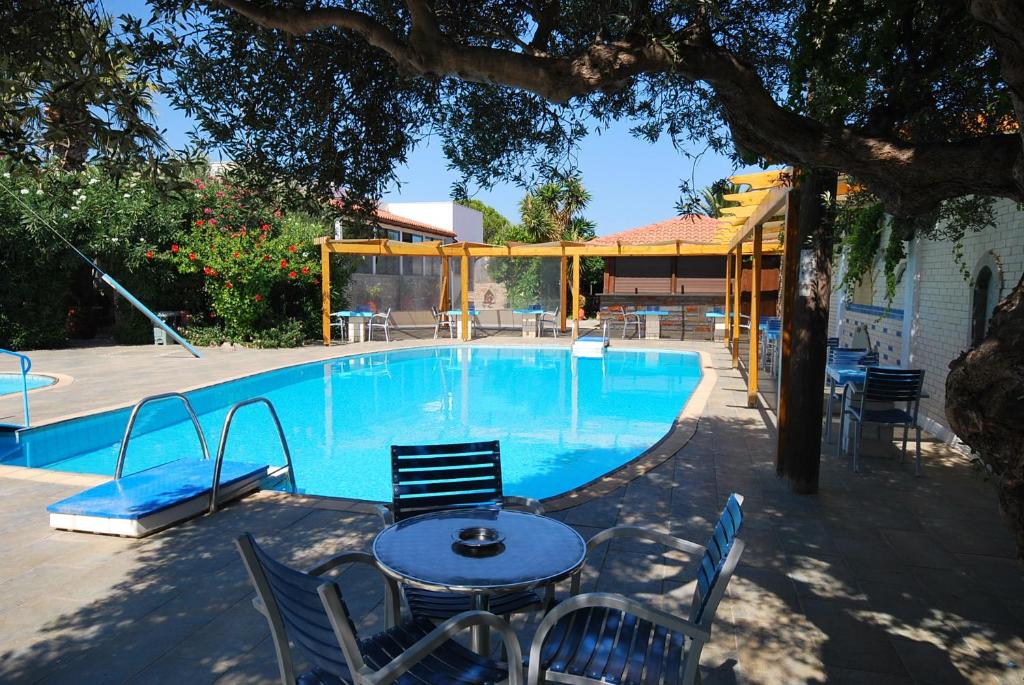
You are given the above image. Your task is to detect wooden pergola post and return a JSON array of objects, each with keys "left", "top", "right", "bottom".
[
  {"left": 776, "top": 189, "right": 801, "bottom": 476},
  {"left": 559, "top": 255, "right": 568, "bottom": 332},
  {"left": 460, "top": 251, "right": 470, "bottom": 341},
  {"left": 571, "top": 254, "right": 581, "bottom": 340},
  {"left": 439, "top": 254, "right": 450, "bottom": 311},
  {"left": 723, "top": 253, "right": 733, "bottom": 348},
  {"left": 732, "top": 248, "right": 742, "bottom": 368},
  {"left": 321, "top": 241, "right": 331, "bottom": 346},
  {"left": 748, "top": 224, "right": 763, "bottom": 407}
]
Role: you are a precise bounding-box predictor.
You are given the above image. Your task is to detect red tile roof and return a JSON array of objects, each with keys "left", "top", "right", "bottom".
[
  {"left": 374, "top": 209, "right": 455, "bottom": 238},
  {"left": 590, "top": 214, "right": 721, "bottom": 245}
]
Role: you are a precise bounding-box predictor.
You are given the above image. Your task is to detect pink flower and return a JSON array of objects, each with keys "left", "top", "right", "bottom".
[{"left": 203, "top": 207, "right": 212, "bottom": 214}]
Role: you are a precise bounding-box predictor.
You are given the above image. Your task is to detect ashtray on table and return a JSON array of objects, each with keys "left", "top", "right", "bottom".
[{"left": 451, "top": 526, "right": 506, "bottom": 556}]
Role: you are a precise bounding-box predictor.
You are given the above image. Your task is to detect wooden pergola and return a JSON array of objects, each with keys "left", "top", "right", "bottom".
[{"left": 316, "top": 234, "right": 782, "bottom": 344}]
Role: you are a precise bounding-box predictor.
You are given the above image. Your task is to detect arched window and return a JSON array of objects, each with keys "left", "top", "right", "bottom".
[{"left": 971, "top": 266, "right": 994, "bottom": 346}]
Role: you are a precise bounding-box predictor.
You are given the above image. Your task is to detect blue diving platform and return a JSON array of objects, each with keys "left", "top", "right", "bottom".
[
  {"left": 47, "top": 394, "right": 295, "bottom": 538},
  {"left": 48, "top": 458, "right": 270, "bottom": 537}
]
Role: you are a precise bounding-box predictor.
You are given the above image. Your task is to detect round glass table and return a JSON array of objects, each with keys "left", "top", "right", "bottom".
[{"left": 373, "top": 508, "right": 587, "bottom": 653}]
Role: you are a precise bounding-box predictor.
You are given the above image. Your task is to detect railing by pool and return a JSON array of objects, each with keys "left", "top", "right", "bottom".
[{"left": 0, "top": 348, "right": 32, "bottom": 428}]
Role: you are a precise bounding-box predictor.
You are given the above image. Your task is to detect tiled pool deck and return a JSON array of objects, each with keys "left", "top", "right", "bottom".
[{"left": 0, "top": 340, "right": 1021, "bottom": 684}]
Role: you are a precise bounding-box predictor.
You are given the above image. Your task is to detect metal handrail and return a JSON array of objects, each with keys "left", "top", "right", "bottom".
[
  {"left": 114, "top": 393, "right": 211, "bottom": 479},
  {"left": 210, "top": 397, "right": 296, "bottom": 514},
  {"left": 0, "top": 349, "right": 32, "bottom": 428}
]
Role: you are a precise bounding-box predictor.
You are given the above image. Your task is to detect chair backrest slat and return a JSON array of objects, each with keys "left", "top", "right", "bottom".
[
  {"left": 236, "top": 534, "right": 354, "bottom": 680},
  {"left": 864, "top": 368, "right": 924, "bottom": 402},
  {"left": 391, "top": 440, "right": 503, "bottom": 522},
  {"left": 692, "top": 493, "right": 744, "bottom": 624}
]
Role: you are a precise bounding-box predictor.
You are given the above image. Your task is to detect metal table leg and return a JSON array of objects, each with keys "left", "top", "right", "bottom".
[{"left": 471, "top": 593, "right": 490, "bottom": 655}]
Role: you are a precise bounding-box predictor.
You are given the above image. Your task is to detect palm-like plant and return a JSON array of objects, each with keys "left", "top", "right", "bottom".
[{"left": 697, "top": 180, "right": 742, "bottom": 218}]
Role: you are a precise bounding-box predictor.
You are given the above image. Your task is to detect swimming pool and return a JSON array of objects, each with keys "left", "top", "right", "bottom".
[
  {"left": 0, "top": 373, "right": 55, "bottom": 396},
  {"left": 2, "top": 346, "right": 701, "bottom": 501}
]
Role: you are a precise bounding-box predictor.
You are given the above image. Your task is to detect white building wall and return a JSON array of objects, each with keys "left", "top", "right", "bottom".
[
  {"left": 382, "top": 201, "right": 484, "bottom": 243},
  {"left": 833, "top": 198, "right": 1023, "bottom": 443}
]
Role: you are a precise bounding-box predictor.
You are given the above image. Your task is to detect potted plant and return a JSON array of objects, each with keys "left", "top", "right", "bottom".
[{"left": 365, "top": 283, "right": 384, "bottom": 313}]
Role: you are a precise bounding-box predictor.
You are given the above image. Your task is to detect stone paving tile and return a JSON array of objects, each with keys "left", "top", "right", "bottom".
[{"left": 0, "top": 342, "right": 1022, "bottom": 684}]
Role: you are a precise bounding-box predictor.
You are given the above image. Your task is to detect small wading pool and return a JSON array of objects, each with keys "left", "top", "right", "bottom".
[
  {"left": 0, "top": 373, "right": 56, "bottom": 396},
  {"left": 1, "top": 347, "right": 702, "bottom": 501}
]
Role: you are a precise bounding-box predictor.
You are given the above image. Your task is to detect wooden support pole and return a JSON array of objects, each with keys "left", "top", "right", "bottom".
[
  {"left": 439, "top": 254, "right": 450, "bottom": 311},
  {"left": 724, "top": 254, "right": 733, "bottom": 348},
  {"left": 776, "top": 189, "right": 801, "bottom": 476},
  {"left": 777, "top": 169, "right": 837, "bottom": 493},
  {"left": 748, "top": 224, "right": 763, "bottom": 407},
  {"left": 732, "top": 248, "right": 742, "bottom": 368},
  {"left": 321, "top": 242, "right": 331, "bottom": 346},
  {"left": 460, "top": 252, "right": 470, "bottom": 341},
  {"left": 572, "top": 254, "right": 581, "bottom": 340},
  {"left": 559, "top": 255, "right": 568, "bottom": 332}
]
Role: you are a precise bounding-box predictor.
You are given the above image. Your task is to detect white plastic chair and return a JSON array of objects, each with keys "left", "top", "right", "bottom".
[
  {"left": 431, "top": 306, "right": 454, "bottom": 339},
  {"left": 539, "top": 307, "right": 560, "bottom": 337},
  {"left": 367, "top": 307, "right": 392, "bottom": 342}
]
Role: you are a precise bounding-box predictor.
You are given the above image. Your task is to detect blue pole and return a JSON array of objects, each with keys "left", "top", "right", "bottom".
[{"left": 100, "top": 275, "right": 202, "bottom": 358}]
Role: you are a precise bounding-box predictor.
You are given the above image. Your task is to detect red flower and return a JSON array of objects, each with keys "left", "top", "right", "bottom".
[
  {"left": 233, "top": 251, "right": 240, "bottom": 259},
  {"left": 254, "top": 294, "right": 263, "bottom": 302},
  {"left": 301, "top": 266, "right": 309, "bottom": 275},
  {"left": 225, "top": 281, "right": 233, "bottom": 289},
  {"left": 195, "top": 219, "right": 205, "bottom": 226},
  {"left": 203, "top": 266, "right": 213, "bottom": 275},
  {"left": 288, "top": 244, "right": 296, "bottom": 253},
  {"left": 145, "top": 250, "right": 154, "bottom": 259},
  {"left": 171, "top": 244, "right": 179, "bottom": 254},
  {"left": 203, "top": 207, "right": 212, "bottom": 215},
  {"left": 211, "top": 269, "right": 219, "bottom": 277},
  {"left": 280, "top": 259, "right": 288, "bottom": 269},
  {"left": 188, "top": 252, "right": 197, "bottom": 261},
  {"left": 197, "top": 183, "right": 206, "bottom": 190},
  {"left": 288, "top": 270, "right": 297, "bottom": 279},
  {"left": 215, "top": 191, "right": 224, "bottom": 198},
  {"left": 263, "top": 254, "right": 271, "bottom": 261},
  {"left": 260, "top": 224, "right": 270, "bottom": 232},
  {"left": 208, "top": 219, "right": 216, "bottom": 226}
]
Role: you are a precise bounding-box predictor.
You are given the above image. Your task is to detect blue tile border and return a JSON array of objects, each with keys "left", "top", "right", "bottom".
[{"left": 845, "top": 303, "right": 904, "bottom": 320}]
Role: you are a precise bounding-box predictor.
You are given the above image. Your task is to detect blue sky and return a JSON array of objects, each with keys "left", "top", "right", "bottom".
[{"left": 156, "top": 92, "right": 750, "bottom": 237}]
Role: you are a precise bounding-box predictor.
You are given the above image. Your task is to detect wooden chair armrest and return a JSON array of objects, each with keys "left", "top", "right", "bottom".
[
  {"left": 363, "top": 610, "right": 524, "bottom": 685},
  {"left": 527, "top": 593, "right": 709, "bottom": 683}
]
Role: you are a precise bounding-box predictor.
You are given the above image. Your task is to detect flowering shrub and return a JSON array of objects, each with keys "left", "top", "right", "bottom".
[
  {"left": 168, "top": 177, "right": 324, "bottom": 336},
  {"left": 0, "top": 160, "right": 343, "bottom": 349}
]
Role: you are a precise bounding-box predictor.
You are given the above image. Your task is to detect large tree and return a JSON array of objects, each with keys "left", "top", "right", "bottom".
[{"left": 22, "top": 1, "right": 1024, "bottom": 549}]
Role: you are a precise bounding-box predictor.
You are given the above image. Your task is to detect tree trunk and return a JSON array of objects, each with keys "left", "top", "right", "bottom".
[
  {"left": 946, "top": 273, "right": 1024, "bottom": 558},
  {"left": 777, "top": 168, "right": 838, "bottom": 493}
]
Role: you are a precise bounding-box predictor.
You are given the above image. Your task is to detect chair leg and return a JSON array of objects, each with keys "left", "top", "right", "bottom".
[
  {"left": 915, "top": 425, "right": 922, "bottom": 476},
  {"left": 835, "top": 410, "right": 845, "bottom": 458},
  {"left": 384, "top": 326, "right": 390, "bottom": 342},
  {"left": 900, "top": 423, "right": 909, "bottom": 465},
  {"left": 853, "top": 422, "right": 862, "bottom": 473},
  {"left": 824, "top": 383, "right": 835, "bottom": 443}
]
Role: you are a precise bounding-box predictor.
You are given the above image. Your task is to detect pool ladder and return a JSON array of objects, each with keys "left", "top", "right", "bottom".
[{"left": 114, "top": 393, "right": 297, "bottom": 514}]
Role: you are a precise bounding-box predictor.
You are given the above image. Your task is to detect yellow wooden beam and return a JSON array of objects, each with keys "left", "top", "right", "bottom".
[
  {"left": 724, "top": 253, "right": 732, "bottom": 349},
  {"left": 722, "top": 190, "right": 769, "bottom": 205},
  {"left": 572, "top": 254, "right": 581, "bottom": 340},
  {"left": 727, "top": 185, "right": 789, "bottom": 251},
  {"left": 720, "top": 205, "right": 756, "bottom": 219},
  {"left": 316, "top": 238, "right": 783, "bottom": 258},
  {"left": 321, "top": 242, "right": 331, "bottom": 346},
  {"left": 729, "top": 169, "right": 787, "bottom": 189},
  {"left": 559, "top": 256, "right": 568, "bottom": 332},
  {"left": 460, "top": 253, "right": 470, "bottom": 341},
  {"left": 748, "top": 224, "right": 762, "bottom": 407},
  {"left": 732, "top": 249, "right": 742, "bottom": 368}
]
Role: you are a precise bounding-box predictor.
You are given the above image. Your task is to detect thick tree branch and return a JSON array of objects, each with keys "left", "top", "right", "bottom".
[{"left": 215, "top": 0, "right": 1024, "bottom": 214}]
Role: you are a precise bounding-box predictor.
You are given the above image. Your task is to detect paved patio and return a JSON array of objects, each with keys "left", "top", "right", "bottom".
[{"left": 0, "top": 342, "right": 1021, "bottom": 684}]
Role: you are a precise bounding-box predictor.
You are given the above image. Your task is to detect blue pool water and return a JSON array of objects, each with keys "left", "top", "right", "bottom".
[
  {"left": 0, "top": 374, "right": 55, "bottom": 396},
  {"left": 2, "top": 347, "right": 701, "bottom": 501}
]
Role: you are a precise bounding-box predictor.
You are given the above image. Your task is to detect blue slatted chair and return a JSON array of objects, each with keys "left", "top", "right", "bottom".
[
  {"left": 838, "top": 367, "right": 925, "bottom": 474},
  {"left": 379, "top": 440, "right": 547, "bottom": 621},
  {"left": 529, "top": 494, "right": 745, "bottom": 685},
  {"left": 236, "top": 533, "right": 523, "bottom": 685},
  {"left": 824, "top": 347, "right": 879, "bottom": 443}
]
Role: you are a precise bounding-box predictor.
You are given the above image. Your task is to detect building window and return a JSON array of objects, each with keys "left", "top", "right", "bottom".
[
  {"left": 376, "top": 230, "right": 401, "bottom": 275},
  {"left": 971, "top": 266, "right": 994, "bottom": 346}
]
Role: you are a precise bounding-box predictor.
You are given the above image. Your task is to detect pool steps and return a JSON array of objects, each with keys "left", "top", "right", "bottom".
[
  {"left": 46, "top": 394, "right": 295, "bottom": 538},
  {"left": 572, "top": 335, "right": 609, "bottom": 358}
]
